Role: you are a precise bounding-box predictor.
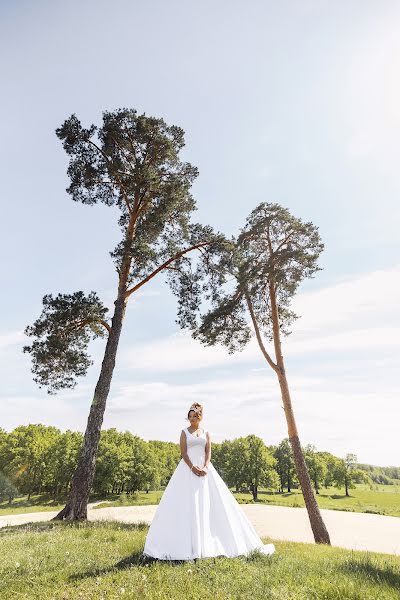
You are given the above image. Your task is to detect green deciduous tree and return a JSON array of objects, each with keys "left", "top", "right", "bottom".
[
  {"left": 274, "top": 439, "right": 297, "bottom": 493},
  {"left": 245, "top": 434, "right": 278, "bottom": 500},
  {"left": 332, "top": 453, "right": 369, "bottom": 496},
  {"left": 45, "top": 430, "right": 84, "bottom": 498},
  {"left": 304, "top": 444, "right": 328, "bottom": 495},
  {"left": 219, "top": 438, "right": 250, "bottom": 492},
  {"left": 211, "top": 436, "right": 277, "bottom": 499},
  {"left": 3, "top": 424, "right": 60, "bottom": 499}
]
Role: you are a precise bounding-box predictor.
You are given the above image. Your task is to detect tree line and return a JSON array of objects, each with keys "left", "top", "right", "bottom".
[{"left": 1, "top": 424, "right": 393, "bottom": 505}]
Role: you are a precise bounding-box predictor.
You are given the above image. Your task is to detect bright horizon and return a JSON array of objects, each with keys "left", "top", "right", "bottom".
[{"left": 1, "top": 1, "right": 399, "bottom": 467}]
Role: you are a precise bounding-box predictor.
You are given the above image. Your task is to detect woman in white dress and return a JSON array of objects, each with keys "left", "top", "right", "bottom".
[{"left": 142, "top": 402, "right": 276, "bottom": 560}]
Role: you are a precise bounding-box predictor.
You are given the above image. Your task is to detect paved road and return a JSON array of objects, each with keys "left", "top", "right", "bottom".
[{"left": 1, "top": 503, "right": 399, "bottom": 557}]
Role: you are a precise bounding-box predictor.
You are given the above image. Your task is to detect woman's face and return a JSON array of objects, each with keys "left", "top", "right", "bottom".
[{"left": 188, "top": 410, "right": 200, "bottom": 426}]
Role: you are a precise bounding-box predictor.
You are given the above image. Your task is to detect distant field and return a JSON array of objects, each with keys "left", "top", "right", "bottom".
[
  {"left": 233, "top": 483, "right": 400, "bottom": 518},
  {"left": 2, "top": 483, "right": 399, "bottom": 518}
]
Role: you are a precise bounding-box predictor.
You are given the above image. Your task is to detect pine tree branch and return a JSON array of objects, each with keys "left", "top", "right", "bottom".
[
  {"left": 244, "top": 291, "right": 278, "bottom": 373},
  {"left": 63, "top": 318, "right": 112, "bottom": 335},
  {"left": 273, "top": 230, "right": 296, "bottom": 255},
  {"left": 98, "top": 319, "right": 112, "bottom": 334},
  {"left": 86, "top": 138, "right": 133, "bottom": 217},
  {"left": 124, "top": 242, "right": 212, "bottom": 299}
]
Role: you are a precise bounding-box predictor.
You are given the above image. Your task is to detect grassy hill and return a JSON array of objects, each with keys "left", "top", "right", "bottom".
[{"left": 0, "top": 520, "right": 399, "bottom": 599}]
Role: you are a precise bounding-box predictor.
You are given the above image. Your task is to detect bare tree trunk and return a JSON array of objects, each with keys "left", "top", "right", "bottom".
[
  {"left": 252, "top": 484, "right": 258, "bottom": 501},
  {"left": 52, "top": 296, "right": 127, "bottom": 520},
  {"left": 246, "top": 287, "right": 331, "bottom": 544},
  {"left": 269, "top": 282, "right": 331, "bottom": 545},
  {"left": 52, "top": 210, "right": 138, "bottom": 521},
  {"left": 277, "top": 371, "right": 331, "bottom": 543}
]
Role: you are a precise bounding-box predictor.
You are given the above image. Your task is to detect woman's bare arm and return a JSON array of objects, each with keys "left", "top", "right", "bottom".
[
  {"left": 180, "top": 430, "right": 204, "bottom": 476},
  {"left": 203, "top": 431, "right": 211, "bottom": 469}
]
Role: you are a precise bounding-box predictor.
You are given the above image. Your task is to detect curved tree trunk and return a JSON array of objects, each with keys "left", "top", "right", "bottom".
[
  {"left": 52, "top": 296, "right": 127, "bottom": 520},
  {"left": 52, "top": 211, "right": 137, "bottom": 521},
  {"left": 245, "top": 286, "right": 331, "bottom": 544},
  {"left": 269, "top": 282, "right": 331, "bottom": 545},
  {"left": 277, "top": 371, "right": 331, "bottom": 544}
]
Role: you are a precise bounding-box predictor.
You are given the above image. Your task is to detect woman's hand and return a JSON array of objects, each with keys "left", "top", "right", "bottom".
[{"left": 191, "top": 465, "right": 207, "bottom": 476}]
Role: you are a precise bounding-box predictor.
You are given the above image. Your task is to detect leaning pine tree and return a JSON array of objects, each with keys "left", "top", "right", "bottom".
[
  {"left": 23, "top": 108, "right": 223, "bottom": 521},
  {"left": 183, "top": 202, "right": 331, "bottom": 544}
]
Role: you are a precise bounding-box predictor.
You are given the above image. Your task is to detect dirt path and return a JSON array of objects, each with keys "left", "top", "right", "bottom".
[{"left": 1, "top": 503, "right": 399, "bottom": 556}]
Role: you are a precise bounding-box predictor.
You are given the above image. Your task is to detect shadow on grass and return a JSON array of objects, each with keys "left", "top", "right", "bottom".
[
  {"left": 315, "top": 493, "right": 352, "bottom": 501},
  {"left": 0, "top": 495, "right": 61, "bottom": 511},
  {"left": 339, "top": 553, "right": 400, "bottom": 590},
  {"left": 69, "top": 548, "right": 276, "bottom": 583},
  {"left": 0, "top": 519, "right": 149, "bottom": 537},
  {"left": 68, "top": 550, "right": 220, "bottom": 581},
  {"left": 67, "top": 528, "right": 277, "bottom": 582},
  {"left": 0, "top": 520, "right": 63, "bottom": 537}
]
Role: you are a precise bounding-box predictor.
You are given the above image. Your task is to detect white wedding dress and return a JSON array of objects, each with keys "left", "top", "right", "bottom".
[{"left": 142, "top": 427, "right": 276, "bottom": 560}]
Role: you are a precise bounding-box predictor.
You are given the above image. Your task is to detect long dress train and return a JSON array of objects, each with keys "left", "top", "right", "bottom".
[{"left": 142, "top": 427, "right": 276, "bottom": 560}]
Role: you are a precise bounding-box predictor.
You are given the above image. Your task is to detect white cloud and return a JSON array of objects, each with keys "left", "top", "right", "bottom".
[
  {"left": 119, "top": 329, "right": 254, "bottom": 372},
  {"left": 0, "top": 394, "right": 82, "bottom": 432},
  {"left": 105, "top": 372, "right": 308, "bottom": 445},
  {"left": 103, "top": 371, "right": 398, "bottom": 466},
  {"left": 287, "top": 327, "right": 400, "bottom": 355},
  {"left": 0, "top": 330, "right": 25, "bottom": 351},
  {"left": 119, "top": 264, "right": 400, "bottom": 371},
  {"left": 3, "top": 367, "right": 396, "bottom": 465},
  {"left": 291, "top": 265, "right": 400, "bottom": 333}
]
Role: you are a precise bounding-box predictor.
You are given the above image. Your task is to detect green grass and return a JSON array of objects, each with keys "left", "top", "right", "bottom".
[
  {"left": 0, "top": 494, "right": 66, "bottom": 515},
  {"left": 3, "top": 483, "right": 400, "bottom": 518},
  {"left": 0, "top": 520, "right": 399, "bottom": 599},
  {"left": 232, "top": 483, "right": 400, "bottom": 517},
  {"left": 93, "top": 490, "right": 164, "bottom": 509},
  {"left": 0, "top": 492, "right": 164, "bottom": 516}
]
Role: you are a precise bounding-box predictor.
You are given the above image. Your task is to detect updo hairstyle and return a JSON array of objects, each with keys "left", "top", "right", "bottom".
[{"left": 187, "top": 402, "right": 203, "bottom": 421}]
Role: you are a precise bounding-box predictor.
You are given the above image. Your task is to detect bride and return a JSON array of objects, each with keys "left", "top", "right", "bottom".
[{"left": 143, "top": 402, "right": 276, "bottom": 560}]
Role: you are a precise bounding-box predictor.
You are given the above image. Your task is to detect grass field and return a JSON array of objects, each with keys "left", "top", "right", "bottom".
[
  {"left": 0, "top": 520, "right": 399, "bottom": 599},
  {"left": 233, "top": 483, "right": 400, "bottom": 517},
  {"left": 1, "top": 483, "right": 400, "bottom": 518}
]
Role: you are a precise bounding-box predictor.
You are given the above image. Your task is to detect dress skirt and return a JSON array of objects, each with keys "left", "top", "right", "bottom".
[{"left": 142, "top": 428, "right": 276, "bottom": 560}]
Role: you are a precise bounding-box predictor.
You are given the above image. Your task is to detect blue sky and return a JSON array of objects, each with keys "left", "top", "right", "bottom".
[{"left": 1, "top": 1, "right": 399, "bottom": 467}]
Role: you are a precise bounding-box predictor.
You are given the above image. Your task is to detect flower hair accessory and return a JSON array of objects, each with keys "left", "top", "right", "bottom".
[{"left": 189, "top": 404, "right": 202, "bottom": 416}]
